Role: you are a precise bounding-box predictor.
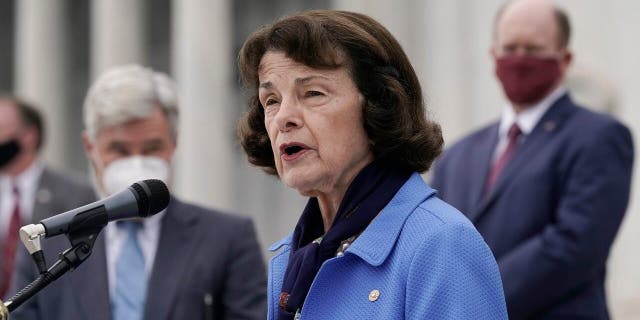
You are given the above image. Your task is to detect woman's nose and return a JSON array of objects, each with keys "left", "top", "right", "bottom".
[{"left": 274, "top": 97, "right": 303, "bottom": 132}]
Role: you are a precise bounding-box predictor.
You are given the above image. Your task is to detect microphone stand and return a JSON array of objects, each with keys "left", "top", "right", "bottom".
[{"left": 0, "top": 213, "right": 105, "bottom": 319}]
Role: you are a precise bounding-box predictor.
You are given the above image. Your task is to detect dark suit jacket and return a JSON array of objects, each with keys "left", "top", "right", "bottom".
[
  {"left": 0, "top": 167, "right": 95, "bottom": 298},
  {"left": 431, "top": 94, "right": 634, "bottom": 319},
  {"left": 9, "top": 198, "right": 267, "bottom": 320}
]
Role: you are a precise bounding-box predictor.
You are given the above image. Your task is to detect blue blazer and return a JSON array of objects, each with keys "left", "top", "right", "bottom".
[
  {"left": 267, "top": 173, "right": 508, "bottom": 319},
  {"left": 9, "top": 198, "right": 267, "bottom": 320},
  {"left": 431, "top": 94, "right": 634, "bottom": 319}
]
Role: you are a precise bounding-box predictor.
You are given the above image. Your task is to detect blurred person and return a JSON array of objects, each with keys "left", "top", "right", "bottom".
[
  {"left": 238, "top": 10, "right": 508, "bottom": 320},
  {"left": 0, "top": 96, "right": 94, "bottom": 299},
  {"left": 431, "top": 0, "right": 634, "bottom": 318},
  {"left": 10, "top": 65, "right": 267, "bottom": 320}
]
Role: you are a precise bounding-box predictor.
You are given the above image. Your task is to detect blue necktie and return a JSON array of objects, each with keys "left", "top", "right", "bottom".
[{"left": 113, "top": 221, "right": 146, "bottom": 320}]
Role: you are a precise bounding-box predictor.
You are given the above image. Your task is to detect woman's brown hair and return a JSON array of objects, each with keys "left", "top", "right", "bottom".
[{"left": 238, "top": 10, "right": 443, "bottom": 174}]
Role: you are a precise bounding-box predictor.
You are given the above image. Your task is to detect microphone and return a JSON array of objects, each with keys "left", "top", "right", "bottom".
[
  {"left": 5, "top": 180, "right": 170, "bottom": 313},
  {"left": 40, "top": 179, "right": 170, "bottom": 238}
]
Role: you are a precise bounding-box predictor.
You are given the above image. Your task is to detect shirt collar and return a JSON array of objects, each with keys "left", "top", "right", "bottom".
[
  {"left": 142, "top": 208, "right": 166, "bottom": 228},
  {"left": 115, "top": 208, "right": 167, "bottom": 230},
  {"left": 0, "top": 158, "right": 44, "bottom": 192},
  {"left": 499, "top": 86, "right": 567, "bottom": 138}
]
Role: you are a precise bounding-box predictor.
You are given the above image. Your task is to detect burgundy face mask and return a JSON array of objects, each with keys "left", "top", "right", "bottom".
[{"left": 495, "top": 55, "right": 562, "bottom": 106}]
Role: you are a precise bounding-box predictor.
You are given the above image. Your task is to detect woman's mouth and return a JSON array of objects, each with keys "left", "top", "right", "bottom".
[{"left": 280, "top": 143, "right": 310, "bottom": 161}]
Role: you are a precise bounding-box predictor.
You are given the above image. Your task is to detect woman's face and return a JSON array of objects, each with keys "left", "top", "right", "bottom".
[{"left": 258, "top": 51, "right": 374, "bottom": 197}]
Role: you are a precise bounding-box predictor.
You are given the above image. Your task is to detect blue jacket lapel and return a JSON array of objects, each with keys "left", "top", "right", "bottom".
[
  {"left": 143, "top": 199, "right": 199, "bottom": 320},
  {"left": 269, "top": 174, "right": 436, "bottom": 266},
  {"left": 348, "top": 173, "right": 436, "bottom": 265},
  {"left": 267, "top": 174, "right": 435, "bottom": 317},
  {"left": 474, "top": 94, "right": 574, "bottom": 221}
]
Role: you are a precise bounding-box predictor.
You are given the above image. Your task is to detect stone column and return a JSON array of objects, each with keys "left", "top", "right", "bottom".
[
  {"left": 171, "top": 0, "right": 235, "bottom": 211},
  {"left": 91, "top": 0, "right": 147, "bottom": 79},
  {"left": 603, "top": 2, "right": 640, "bottom": 319},
  {"left": 14, "top": 0, "right": 69, "bottom": 168}
]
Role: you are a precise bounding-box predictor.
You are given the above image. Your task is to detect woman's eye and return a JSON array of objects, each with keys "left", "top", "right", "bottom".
[
  {"left": 306, "top": 90, "right": 324, "bottom": 97},
  {"left": 264, "top": 98, "right": 279, "bottom": 106}
]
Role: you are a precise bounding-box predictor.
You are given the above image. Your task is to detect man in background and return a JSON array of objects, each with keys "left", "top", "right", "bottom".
[
  {"left": 0, "top": 96, "right": 94, "bottom": 299},
  {"left": 10, "top": 65, "right": 267, "bottom": 320},
  {"left": 431, "top": 0, "right": 634, "bottom": 318}
]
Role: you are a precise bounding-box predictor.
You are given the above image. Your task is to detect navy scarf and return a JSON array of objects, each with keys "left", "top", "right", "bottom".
[{"left": 278, "top": 161, "right": 411, "bottom": 319}]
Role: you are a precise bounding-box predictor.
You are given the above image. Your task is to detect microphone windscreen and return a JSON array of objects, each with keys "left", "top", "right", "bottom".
[{"left": 130, "top": 179, "right": 170, "bottom": 217}]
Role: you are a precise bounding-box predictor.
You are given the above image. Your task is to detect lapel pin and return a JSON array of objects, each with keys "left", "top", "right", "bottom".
[
  {"left": 368, "top": 289, "right": 380, "bottom": 302},
  {"left": 544, "top": 121, "right": 556, "bottom": 132},
  {"left": 37, "top": 189, "right": 52, "bottom": 204}
]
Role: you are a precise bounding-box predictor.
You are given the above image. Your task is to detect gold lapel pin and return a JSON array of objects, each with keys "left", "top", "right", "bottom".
[{"left": 368, "top": 289, "right": 380, "bottom": 302}]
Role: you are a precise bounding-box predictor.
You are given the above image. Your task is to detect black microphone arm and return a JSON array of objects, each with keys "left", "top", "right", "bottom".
[{"left": 1, "top": 179, "right": 170, "bottom": 318}]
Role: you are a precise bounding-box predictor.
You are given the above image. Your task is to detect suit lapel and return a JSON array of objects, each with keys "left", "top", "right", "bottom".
[
  {"left": 71, "top": 232, "right": 112, "bottom": 320},
  {"left": 474, "top": 95, "right": 574, "bottom": 222},
  {"left": 144, "top": 199, "right": 199, "bottom": 320},
  {"left": 466, "top": 125, "right": 500, "bottom": 222},
  {"left": 32, "top": 168, "right": 56, "bottom": 223}
]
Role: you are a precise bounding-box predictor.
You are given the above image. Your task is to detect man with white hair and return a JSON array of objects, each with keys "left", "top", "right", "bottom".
[{"left": 10, "top": 65, "right": 267, "bottom": 320}]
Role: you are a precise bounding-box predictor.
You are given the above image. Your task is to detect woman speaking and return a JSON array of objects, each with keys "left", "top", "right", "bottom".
[{"left": 237, "top": 10, "right": 507, "bottom": 320}]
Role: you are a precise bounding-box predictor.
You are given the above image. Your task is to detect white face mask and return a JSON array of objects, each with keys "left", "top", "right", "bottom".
[{"left": 102, "top": 156, "right": 170, "bottom": 196}]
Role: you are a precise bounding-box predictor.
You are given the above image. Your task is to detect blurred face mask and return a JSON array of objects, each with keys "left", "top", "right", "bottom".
[
  {"left": 495, "top": 55, "right": 562, "bottom": 106},
  {"left": 102, "top": 156, "right": 170, "bottom": 195},
  {"left": 0, "top": 139, "right": 21, "bottom": 169}
]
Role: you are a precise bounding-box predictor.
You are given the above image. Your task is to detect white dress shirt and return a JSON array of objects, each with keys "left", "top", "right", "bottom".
[
  {"left": 0, "top": 160, "right": 44, "bottom": 238},
  {"left": 493, "top": 86, "right": 568, "bottom": 162},
  {"left": 105, "top": 210, "right": 165, "bottom": 299}
]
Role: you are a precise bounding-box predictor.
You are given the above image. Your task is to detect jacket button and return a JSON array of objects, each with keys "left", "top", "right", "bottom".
[{"left": 368, "top": 289, "right": 380, "bottom": 302}]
